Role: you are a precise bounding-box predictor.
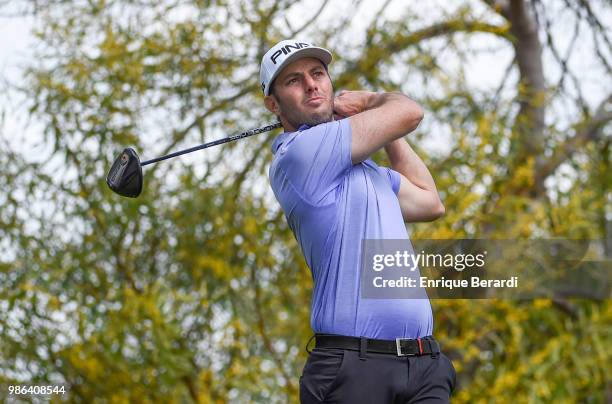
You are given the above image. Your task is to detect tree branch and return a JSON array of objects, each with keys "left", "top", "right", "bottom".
[
  {"left": 482, "top": 0, "right": 511, "bottom": 19},
  {"left": 577, "top": 0, "right": 612, "bottom": 54},
  {"left": 561, "top": 0, "right": 612, "bottom": 76},
  {"left": 147, "top": 83, "right": 257, "bottom": 180},
  {"left": 337, "top": 19, "right": 511, "bottom": 87},
  {"left": 534, "top": 0, "right": 586, "bottom": 109},
  {"left": 486, "top": 0, "right": 547, "bottom": 158},
  {"left": 492, "top": 56, "right": 516, "bottom": 103},
  {"left": 552, "top": 297, "right": 578, "bottom": 319},
  {"left": 534, "top": 93, "right": 612, "bottom": 187},
  {"left": 321, "top": 0, "right": 365, "bottom": 45},
  {"left": 508, "top": 0, "right": 546, "bottom": 148},
  {"left": 286, "top": 0, "right": 329, "bottom": 37},
  {"left": 249, "top": 263, "right": 296, "bottom": 397},
  {"left": 392, "top": 19, "right": 511, "bottom": 48},
  {"left": 182, "top": 375, "right": 199, "bottom": 402}
]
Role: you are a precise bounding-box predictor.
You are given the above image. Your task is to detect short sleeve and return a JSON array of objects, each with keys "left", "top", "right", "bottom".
[
  {"left": 378, "top": 166, "right": 401, "bottom": 195},
  {"left": 278, "top": 119, "right": 352, "bottom": 204}
]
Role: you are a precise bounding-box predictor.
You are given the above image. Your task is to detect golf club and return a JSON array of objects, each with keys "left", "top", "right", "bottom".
[{"left": 106, "top": 122, "right": 282, "bottom": 198}]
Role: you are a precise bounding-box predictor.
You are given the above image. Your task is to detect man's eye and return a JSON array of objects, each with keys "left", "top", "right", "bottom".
[
  {"left": 313, "top": 71, "right": 323, "bottom": 77},
  {"left": 287, "top": 78, "right": 298, "bottom": 85}
]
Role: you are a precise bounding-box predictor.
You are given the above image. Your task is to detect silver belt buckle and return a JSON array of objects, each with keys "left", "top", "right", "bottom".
[{"left": 395, "top": 338, "right": 414, "bottom": 356}]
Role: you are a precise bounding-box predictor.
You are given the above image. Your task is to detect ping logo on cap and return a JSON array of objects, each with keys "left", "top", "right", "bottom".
[{"left": 270, "top": 42, "right": 311, "bottom": 64}]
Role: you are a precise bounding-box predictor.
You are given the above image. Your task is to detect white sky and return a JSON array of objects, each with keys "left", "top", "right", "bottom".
[{"left": 1, "top": 6, "right": 36, "bottom": 151}]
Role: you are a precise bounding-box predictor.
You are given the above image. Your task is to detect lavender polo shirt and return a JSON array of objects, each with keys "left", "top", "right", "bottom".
[{"left": 268, "top": 118, "right": 433, "bottom": 339}]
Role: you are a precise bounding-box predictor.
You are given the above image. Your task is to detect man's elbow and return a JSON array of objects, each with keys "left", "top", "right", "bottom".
[
  {"left": 402, "top": 101, "right": 424, "bottom": 133},
  {"left": 424, "top": 198, "right": 445, "bottom": 221},
  {"left": 403, "top": 198, "right": 445, "bottom": 223},
  {"left": 432, "top": 200, "right": 445, "bottom": 219}
]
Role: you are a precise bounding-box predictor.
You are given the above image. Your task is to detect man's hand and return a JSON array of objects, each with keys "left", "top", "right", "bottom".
[
  {"left": 333, "top": 90, "right": 374, "bottom": 118},
  {"left": 342, "top": 91, "right": 423, "bottom": 164}
]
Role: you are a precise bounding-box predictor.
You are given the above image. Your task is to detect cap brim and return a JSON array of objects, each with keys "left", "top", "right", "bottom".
[{"left": 265, "top": 47, "right": 333, "bottom": 95}]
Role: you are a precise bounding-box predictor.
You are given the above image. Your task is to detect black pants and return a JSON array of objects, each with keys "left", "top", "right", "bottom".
[{"left": 299, "top": 348, "right": 456, "bottom": 403}]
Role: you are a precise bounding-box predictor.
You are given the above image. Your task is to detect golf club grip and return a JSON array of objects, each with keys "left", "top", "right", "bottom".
[{"left": 140, "top": 122, "right": 282, "bottom": 166}]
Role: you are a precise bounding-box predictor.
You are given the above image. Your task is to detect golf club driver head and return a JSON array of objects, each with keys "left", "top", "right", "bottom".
[{"left": 107, "top": 147, "right": 143, "bottom": 198}]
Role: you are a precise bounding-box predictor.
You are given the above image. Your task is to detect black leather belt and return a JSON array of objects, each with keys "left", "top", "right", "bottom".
[{"left": 314, "top": 334, "right": 440, "bottom": 356}]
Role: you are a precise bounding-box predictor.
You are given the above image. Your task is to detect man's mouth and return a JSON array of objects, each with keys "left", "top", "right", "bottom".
[{"left": 305, "top": 97, "right": 325, "bottom": 106}]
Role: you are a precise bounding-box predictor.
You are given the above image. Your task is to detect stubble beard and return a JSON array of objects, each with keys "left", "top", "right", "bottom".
[{"left": 279, "top": 97, "right": 334, "bottom": 129}]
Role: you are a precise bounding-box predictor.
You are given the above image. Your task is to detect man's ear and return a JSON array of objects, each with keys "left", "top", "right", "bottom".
[{"left": 264, "top": 95, "right": 280, "bottom": 115}]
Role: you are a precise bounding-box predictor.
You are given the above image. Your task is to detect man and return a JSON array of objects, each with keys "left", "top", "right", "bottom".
[{"left": 261, "top": 39, "right": 456, "bottom": 403}]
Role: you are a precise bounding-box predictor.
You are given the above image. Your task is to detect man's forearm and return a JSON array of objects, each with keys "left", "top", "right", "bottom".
[
  {"left": 365, "top": 92, "right": 423, "bottom": 133},
  {"left": 335, "top": 90, "right": 425, "bottom": 164},
  {"left": 384, "top": 139, "right": 439, "bottom": 192},
  {"left": 365, "top": 92, "right": 406, "bottom": 109}
]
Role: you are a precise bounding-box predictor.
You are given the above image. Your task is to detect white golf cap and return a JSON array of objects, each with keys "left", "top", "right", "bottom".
[{"left": 260, "top": 39, "right": 332, "bottom": 96}]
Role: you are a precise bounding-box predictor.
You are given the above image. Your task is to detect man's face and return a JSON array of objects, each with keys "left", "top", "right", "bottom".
[{"left": 264, "top": 57, "right": 334, "bottom": 131}]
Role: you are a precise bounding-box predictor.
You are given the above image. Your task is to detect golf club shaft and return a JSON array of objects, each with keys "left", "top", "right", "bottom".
[{"left": 140, "top": 122, "right": 283, "bottom": 166}]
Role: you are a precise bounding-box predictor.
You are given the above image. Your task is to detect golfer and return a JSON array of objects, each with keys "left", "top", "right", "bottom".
[{"left": 261, "top": 40, "right": 456, "bottom": 403}]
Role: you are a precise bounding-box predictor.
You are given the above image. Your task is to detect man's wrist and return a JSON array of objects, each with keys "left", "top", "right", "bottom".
[
  {"left": 365, "top": 92, "right": 385, "bottom": 110},
  {"left": 365, "top": 92, "right": 410, "bottom": 111}
]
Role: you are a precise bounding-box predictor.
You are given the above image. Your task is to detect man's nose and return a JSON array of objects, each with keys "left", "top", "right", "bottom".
[{"left": 303, "top": 75, "right": 318, "bottom": 92}]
